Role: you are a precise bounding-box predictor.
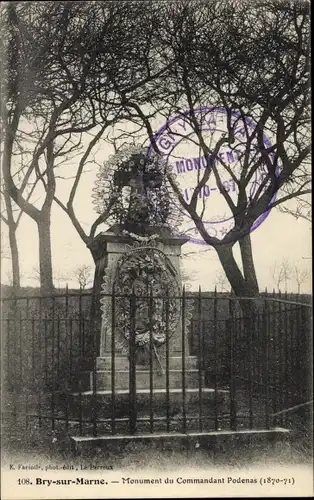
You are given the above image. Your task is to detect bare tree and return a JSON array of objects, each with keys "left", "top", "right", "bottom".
[
  {"left": 1, "top": 2, "right": 94, "bottom": 290},
  {"left": 214, "top": 270, "right": 231, "bottom": 293},
  {"left": 271, "top": 259, "right": 292, "bottom": 292},
  {"left": 1, "top": 2, "right": 137, "bottom": 289},
  {"left": 292, "top": 265, "right": 311, "bottom": 294},
  {"left": 73, "top": 264, "right": 93, "bottom": 290},
  {"left": 118, "top": 0, "right": 310, "bottom": 307},
  {"left": 51, "top": 2, "right": 174, "bottom": 261},
  {"left": 180, "top": 263, "right": 199, "bottom": 287}
]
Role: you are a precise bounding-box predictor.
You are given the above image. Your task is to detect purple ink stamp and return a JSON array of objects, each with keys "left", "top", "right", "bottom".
[{"left": 147, "top": 106, "right": 279, "bottom": 245}]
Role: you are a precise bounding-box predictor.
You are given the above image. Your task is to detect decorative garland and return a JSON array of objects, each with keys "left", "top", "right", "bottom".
[
  {"left": 100, "top": 240, "right": 181, "bottom": 351},
  {"left": 121, "top": 229, "right": 158, "bottom": 243},
  {"left": 116, "top": 243, "right": 180, "bottom": 349}
]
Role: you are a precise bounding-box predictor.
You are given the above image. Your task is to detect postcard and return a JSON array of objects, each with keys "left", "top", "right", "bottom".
[{"left": 1, "top": 1, "right": 312, "bottom": 498}]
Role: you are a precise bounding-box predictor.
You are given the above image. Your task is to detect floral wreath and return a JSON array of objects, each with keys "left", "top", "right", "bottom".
[
  {"left": 100, "top": 240, "right": 185, "bottom": 351},
  {"left": 116, "top": 242, "right": 180, "bottom": 349},
  {"left": 92, "top": 144, "right": 183, "bottom": 234}
]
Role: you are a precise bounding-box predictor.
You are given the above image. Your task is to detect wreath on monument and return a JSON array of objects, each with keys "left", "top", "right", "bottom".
[{"left": 92, "top": 144, "right": 182, "bottom": 235}]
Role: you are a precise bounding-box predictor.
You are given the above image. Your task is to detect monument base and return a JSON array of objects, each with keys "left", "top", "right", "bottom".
[{"left": 76, "top": 355, "right": 202, "bottom": 392}]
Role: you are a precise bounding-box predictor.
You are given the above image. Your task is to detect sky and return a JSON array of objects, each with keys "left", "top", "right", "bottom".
[{"left": 1, "top": 114, "right": 312, "bottom": 293}]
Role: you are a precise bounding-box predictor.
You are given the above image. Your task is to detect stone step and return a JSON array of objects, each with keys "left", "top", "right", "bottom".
[
  {"left": 70, "top": 428, "right": 290, "bottom": 454},
  {"left": 68, "top": 387, "right": 230, "bottom": 418},
  {"left": 96, "top": 356, "right": 198, "bottom": 371},
  {"left": 79, "top": 369, "right": 203, "bottom": 391}
]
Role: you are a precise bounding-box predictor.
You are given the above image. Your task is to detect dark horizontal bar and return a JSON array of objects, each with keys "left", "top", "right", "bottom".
[
  {"left": 1, "top": 291, "right": 93, "bottom": 301},
  {"left": 0, "top": 412, "right": 258, "bottom": 424},
  {"left": 1, "top": 293, "right": 311, "bottom": 307}
]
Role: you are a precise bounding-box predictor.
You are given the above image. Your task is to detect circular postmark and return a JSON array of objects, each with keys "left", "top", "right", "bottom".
[{"left": 147, "top": 106, "right": 279, "bottom": 245}]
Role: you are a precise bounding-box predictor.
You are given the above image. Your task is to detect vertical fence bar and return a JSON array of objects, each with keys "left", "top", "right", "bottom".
[
  {"left": 289, "top": 306, "right": 296, "bottom": 408},
  {"left": 92, "top": 306, "right": 97, "bottom": 438},
  {"left": 64, "top": 289, "right": 70, "bottom": 433},
  {"left": 78, "top": 378, "right": 83, "bottom": 435},
  {"left": 181, "top": 286, "right": 187, "bottom": 434},
  {"left": 51, "top": 313, "right": 55, "bottom": 432},
  {"left": 248, "top": 307, "right": 254, "bottom": 429},
  {"left": 57, "top": 316, "right": 60, "bottom": 379},
  {"left": 197, "top": 287, "right": 203, "bottom": 432},
  {"left": 303, "top": 306, "right": 311, "bottom": 403},
  {"left": 295, "top": 305, "right": 302, "bottom": 403},
  {"left": 263, "top": 300, "right": 270, "bottom": 429},
  {"left": 23, "top": 299, "right": 29, "bottom": 430},
  {"left": 111, "top": 286, "right": 116, "bottom": 435},
  {"left": 283, "top": 302, "right": 289, "bottom": 426},
  {"left": 28, "top": 318, "right": 36, "bottom": 429},
  {"left": 129, "top": 289, "right": 137, "bottom": 434},
  {"left": 11, "top": 300, "right": 17, "bottom": 425},
  {"left": 82, "top": 310, "right": 86, "bottom": 358},
  {"left": 31, "top": 315, "right": 36, "bottom": 388},
  {"left": 278, "top": 299, "right": 284, "bottom": 426},
  {"left": 229, "top": 298, "right": 237, "bottom": 431},
  {"left": 44, "top": 313, "right": 48, "bottom": 386},
  {"left": 283, "top": 300, "right": 290, "bottom": 425},
  {"left": 6, "top": 318, "right": 11, "bottom": 392},
  {"left": 213, "top": 288, "right": 218, "bottom": 431},
  {"left": 19, "top": 311, "right": 23, "bottom": 393},
  {"left": 165, "top": 289, "right": 170, "bottom": 433},
  {"left": 69, "top": 319, "right": 73, "bottom": 382},
  {"left": 149, "top": 288, "right": 154, "bottom": 434},
  {"left": 12, "top": 296, "right": 18, "bottom": 425},
  {"left": 271, "top": 300, "right": 278, "bottom": 427},
  {"left": 38, "top": 312, "right": 43, "bottom": 428},
  {"left": 64, "top": 346, "right": 70, "bottom": 435},
  {"left": 79, "top": 287, "right": 83, "bottom": 359}
]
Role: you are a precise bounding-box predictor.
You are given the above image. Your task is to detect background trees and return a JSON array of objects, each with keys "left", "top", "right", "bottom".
[{"left": 1, "top": 1, "right": 172, "bottom": 289}]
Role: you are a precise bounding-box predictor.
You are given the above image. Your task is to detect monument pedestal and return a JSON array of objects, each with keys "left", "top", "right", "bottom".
[
  {"left": 72, "top": 225, "right": 228, "bottom": 435},
  {"left": 88, "top": 224, "right": 190, "bottom": 358}
]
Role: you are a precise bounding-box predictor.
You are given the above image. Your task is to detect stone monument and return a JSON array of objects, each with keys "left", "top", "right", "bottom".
[{"left": 75, "top": 146, "right": 208, "bottom": 432}]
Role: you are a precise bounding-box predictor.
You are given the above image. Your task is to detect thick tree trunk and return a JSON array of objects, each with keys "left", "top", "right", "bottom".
[
  {"left": 215, "top": 243, "right": 259, "bottom": 319},
  {"left": 215, "top": 243, "right": 257, "bottom": 297},
  {"left": 37, "top": 215, "right": 54, "bottom": 291},
  {"left": 8, "top": 224, "right": 20, "bottom": 289},
  {"left": 238, "top": 234, "right": 259, "bottom": 295},
  {"left": 4, "top": 190, "right": 21, "bottom": 289}
]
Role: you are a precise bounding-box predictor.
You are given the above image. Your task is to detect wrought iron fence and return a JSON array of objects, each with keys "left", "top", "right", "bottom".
[{"left": 1, "top": 289, "right": 312, "bottom": 438}]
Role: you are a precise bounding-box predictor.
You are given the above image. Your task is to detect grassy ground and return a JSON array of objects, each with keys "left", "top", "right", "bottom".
[{"left": 1, "top": 416, "right": 312, "bottom": 472}]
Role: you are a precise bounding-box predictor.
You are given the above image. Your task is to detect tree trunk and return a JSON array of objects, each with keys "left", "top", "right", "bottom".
[
  {"left": 238, "top": 234, "right": 259, "bottom": 295},
  {"left": 215, "top": 243, "right": 260, "bottom": 319},
  {"left": 8, "top": 223, "right": 20, "bottom": 289},
  {"left": 37, "top": 215, "right": 54, "bottom": 291},
  {"left": 3, "top": 190, "right": 21, "bottom": 289}
]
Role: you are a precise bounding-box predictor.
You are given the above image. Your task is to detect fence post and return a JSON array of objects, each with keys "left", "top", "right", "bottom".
[
  {"left": 110, "top": 284, "right": 116, "bottom": 435},
  {"left": 92, "top": 290, "right": 99, "bottom": 438},
  {"left": 213, "top": 287, "right": 219, "bottom": 431},
  {"left": 248, "top": 303, "right": 254, "bottom": 430},
  {"left": 262, "top": 299, "right": 270, "bottom": 429},
  {"left": 228, "top": 298, "right": 237, "bottom": 431},
  {"left": 165, "top": 287, "right": 170, "bottom": 433},
  {"left": 129, "top": 287, "right": 137, "bottom": 434},
  {"left": 197, "top": 286, "right": 203, "bottom": 432},
  {"left": 149, "top": 287, "right": 154, "bottom": 434},
  {"left": 181, "top": 285, "right": 187, "bottom": 434}
]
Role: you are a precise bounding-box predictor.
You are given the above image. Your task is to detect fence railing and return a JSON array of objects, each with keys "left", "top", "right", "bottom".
[{"left": 1, "top": 290, "right": 312, "bottom": 437}]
